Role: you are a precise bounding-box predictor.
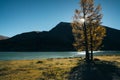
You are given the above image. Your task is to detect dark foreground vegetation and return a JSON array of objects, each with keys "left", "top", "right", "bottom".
[{"left": 69, "top": 59, "right": 120, "bottom": 80}]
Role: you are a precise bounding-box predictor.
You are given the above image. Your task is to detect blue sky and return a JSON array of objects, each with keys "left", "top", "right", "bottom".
[{"left": 0, "top": 0, "right": 120, "bottom": 37}]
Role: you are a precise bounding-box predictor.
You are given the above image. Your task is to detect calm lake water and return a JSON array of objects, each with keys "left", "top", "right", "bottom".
[{"left": 0, "top": 51, "right": 120, "bottom": 60}]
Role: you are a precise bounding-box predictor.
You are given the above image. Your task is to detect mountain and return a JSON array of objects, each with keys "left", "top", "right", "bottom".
[
  {"left": 0, "top": 22, "right": 120, "bottom": 51},
  {"left": 0, "top": 22, "right": 75, "bottom": 51},
  {"left": 0, "top": 35, "right": 9, "bottom": 40},
  {"left": 102, "top": 26, "right": 120, "bottom": 50}
]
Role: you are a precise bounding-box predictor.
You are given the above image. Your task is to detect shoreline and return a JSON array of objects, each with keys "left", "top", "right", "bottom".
[
  {"left": 0, "top": 51, "right": 120, "bottom": 60},
  {"left": 0, "top": 54, "right": 120, "bottom": 61}
]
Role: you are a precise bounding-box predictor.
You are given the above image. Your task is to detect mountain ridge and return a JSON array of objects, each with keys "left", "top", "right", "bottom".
[
  {"left": 0, "top": 22, "right": 120, "bottom": 51},
  {"left": 0, "top": 35, "right": 9, "bottom": 40}
]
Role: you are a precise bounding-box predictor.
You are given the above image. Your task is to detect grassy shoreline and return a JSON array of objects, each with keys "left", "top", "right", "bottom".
[{"left": 0, "top": 55, "right": 120, "bottom": 80}]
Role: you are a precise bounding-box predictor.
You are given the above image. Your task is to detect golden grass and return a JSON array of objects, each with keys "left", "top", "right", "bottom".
[
  {"left": 95, "top": 55, "right": 120, "bottom": 62},
  {"left": 0, "top": 58, "right": 80, "bottom": 80},
  {"left": 0, "top": 55, "right": 120, "bottom": 80}
]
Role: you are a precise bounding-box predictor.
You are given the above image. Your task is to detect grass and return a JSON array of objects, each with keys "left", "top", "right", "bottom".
[{"left": 0, "top": 55, "right": 120, "bottom": 80}]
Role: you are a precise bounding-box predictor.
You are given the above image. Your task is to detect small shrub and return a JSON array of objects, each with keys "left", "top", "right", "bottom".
[
  {"left": 0, "top": 67, "right": 10, "bottom": 71},
  {"left": 94, "top": 58, "right": 100, "bottom": 61},
  {"left": 36, "top": 61, "right": 43, "bottom": 64}
]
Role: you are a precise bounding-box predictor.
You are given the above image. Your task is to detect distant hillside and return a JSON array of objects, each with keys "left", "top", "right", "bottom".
[
  {"left": 0, "top": 22, "right": 120, "bottom": 51},
  {"left": 0, "top": 35, "right": 9, "bottom": 40},
  {"left": 102, "top": 26, "right": 120, "bottom": 50}
]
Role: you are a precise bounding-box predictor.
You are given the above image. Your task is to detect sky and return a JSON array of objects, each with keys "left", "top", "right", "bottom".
[{"left": 0, "top": 0, "right": 120, "bottom": 37}]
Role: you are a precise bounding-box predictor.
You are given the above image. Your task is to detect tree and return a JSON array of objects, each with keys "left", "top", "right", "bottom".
[{"left": 71, "top": 0, "right": 106, "bottom": 61}]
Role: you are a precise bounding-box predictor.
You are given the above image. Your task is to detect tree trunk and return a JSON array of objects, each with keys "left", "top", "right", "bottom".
[
  {"left": 90, "top": 26, "right": 93, "bottom": 61},
  {"left": 83, "top": 22, "right": 89, "bottom": 62}
]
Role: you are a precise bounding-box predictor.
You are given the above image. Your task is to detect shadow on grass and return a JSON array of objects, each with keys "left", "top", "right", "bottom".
[{"left": 69, "top": 59, "right": 120, "bottom": 80}]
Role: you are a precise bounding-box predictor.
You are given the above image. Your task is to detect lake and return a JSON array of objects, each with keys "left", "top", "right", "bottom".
[{"left": 0, "top": 51, "right": 120, "bottom": 60}]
